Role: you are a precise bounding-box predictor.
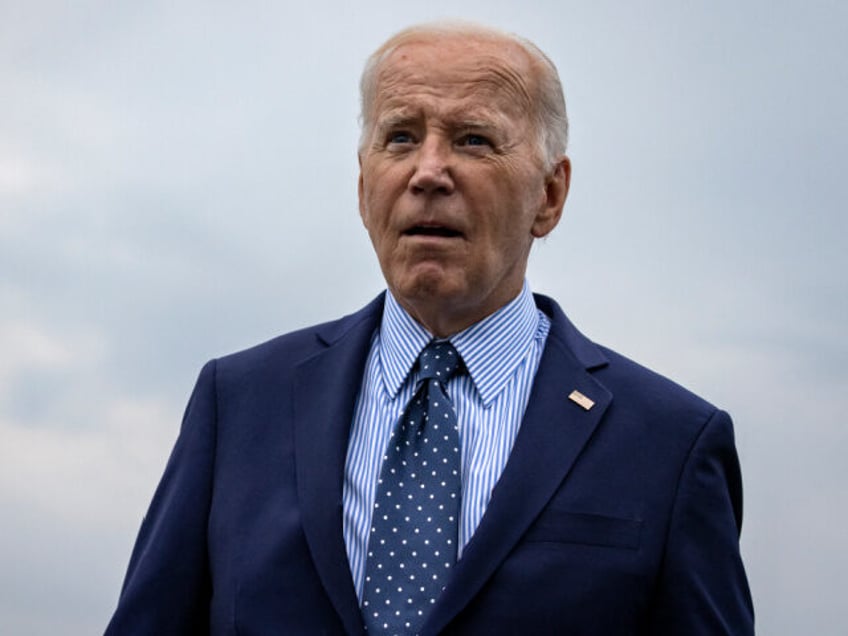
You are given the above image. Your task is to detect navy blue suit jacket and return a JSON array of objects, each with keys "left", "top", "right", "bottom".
[{"left": 106, "top": 294, "right": 753, "bottom": 634}]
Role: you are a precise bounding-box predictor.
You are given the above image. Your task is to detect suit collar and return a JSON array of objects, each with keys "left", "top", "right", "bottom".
[
  {"left": 314, "top": 293, "right": 385, "bottom": 347},
  {"left": 532, "top": 293, "right": 609, "bottom": 371}
]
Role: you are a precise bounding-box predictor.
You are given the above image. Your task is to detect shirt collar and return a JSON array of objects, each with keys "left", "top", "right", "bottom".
[
  {"left": 379, "top": 282, "right": 541, "bottom": 406},
  {"left": 379, "top": 292, "right": 433, "bottom": 399}
]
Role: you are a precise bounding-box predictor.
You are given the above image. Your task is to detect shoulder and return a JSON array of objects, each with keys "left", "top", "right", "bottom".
[
  {"left": 593, "top": 344, "right": 720, "bottom": 434},
  {"left": 208, "top": 294, "right": 384, "bottom": 384}
]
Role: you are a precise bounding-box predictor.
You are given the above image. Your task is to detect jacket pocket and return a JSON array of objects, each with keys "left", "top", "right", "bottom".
[{"left": 523, "top": 510, "right": 642, "bottom": 549}]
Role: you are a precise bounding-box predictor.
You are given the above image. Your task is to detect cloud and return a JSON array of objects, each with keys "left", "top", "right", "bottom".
[{"left": 1, "top": 1, "right": 846, "bottom": 634}]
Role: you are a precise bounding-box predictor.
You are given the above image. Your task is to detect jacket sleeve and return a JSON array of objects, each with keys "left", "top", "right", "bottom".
[
  {"left": 105, "top": 360, "right": 218, "bottom": 635},
  {"left": 646, "top": 409, "right": 755, "bottom": 634}
]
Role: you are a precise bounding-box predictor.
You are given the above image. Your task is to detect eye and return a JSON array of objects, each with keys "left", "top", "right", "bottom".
[
  {"left": 387, "top": 131, "right": 414, "bottom": 145},
  {"left": 458, "top": 134, "right": 492, "bottom": 148}
]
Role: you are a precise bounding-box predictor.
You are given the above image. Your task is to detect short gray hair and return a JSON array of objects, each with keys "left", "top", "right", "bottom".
[{"left": 358, "top": 21, "right": 569, "bottom": 170}]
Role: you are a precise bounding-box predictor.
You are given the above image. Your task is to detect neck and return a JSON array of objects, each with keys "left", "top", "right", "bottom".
[{"left": 391, "top": 284, "right": 525, "bottom": 338}]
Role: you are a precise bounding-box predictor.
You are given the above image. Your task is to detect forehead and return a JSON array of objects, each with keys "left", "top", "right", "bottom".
[{"left": 372, "top": 36, "right": 537, "bottom": 120}]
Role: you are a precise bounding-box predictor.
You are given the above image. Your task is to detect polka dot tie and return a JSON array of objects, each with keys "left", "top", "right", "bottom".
[{"left": 361, "top": 341, "right": 463, "bottom": 635}]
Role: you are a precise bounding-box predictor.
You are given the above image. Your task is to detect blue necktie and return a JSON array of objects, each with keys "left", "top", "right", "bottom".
[{"left": 361, "top": 341, "right": 463, "bottom": 635}]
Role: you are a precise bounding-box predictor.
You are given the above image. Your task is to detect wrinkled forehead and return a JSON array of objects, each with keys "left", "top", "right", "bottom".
[{"left": 372, "top": 36, "right": 538, "bottom": 118}]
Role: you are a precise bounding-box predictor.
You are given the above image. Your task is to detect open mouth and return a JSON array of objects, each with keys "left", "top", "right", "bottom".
[{"left": 403, "top": 225, "right": 463, "bottom": 238}]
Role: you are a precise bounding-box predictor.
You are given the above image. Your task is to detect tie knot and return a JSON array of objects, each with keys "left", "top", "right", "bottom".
[{"left": 418, "top": 341, "right": 462, "bottom": 382}]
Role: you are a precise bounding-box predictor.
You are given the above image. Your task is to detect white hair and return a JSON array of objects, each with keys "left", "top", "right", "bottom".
[{"left": 358, "top": 21, "right": 569, "bottom": 169}]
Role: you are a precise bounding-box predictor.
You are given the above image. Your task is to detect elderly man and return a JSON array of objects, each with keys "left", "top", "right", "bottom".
[{"left": 107, "top": 22, "right": 753, "bottom": 635}]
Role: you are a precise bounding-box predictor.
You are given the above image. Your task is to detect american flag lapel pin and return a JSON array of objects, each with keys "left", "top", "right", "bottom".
[{"left": 568, "top": 390, "right": 595, "bottom": 411}]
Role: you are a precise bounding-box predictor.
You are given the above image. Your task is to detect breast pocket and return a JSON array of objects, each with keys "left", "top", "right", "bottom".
[{"left": 522, "top": 510, "right": 643, "bottom": 550}]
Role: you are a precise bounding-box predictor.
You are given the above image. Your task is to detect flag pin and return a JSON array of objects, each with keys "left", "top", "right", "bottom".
[{"left": 568, "top": 390, "right": 595, "bottom": 411}]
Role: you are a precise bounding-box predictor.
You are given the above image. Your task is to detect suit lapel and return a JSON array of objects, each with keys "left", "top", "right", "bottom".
[
  {"left": 293, "top": 297, "right": 383, "bottom": 636},
  {"left": 422, "top": 299, "right": 613, "bottom": 636}
]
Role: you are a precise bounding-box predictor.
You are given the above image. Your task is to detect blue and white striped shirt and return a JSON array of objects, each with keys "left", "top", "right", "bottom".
[{"left": 342, "top": 282, "right": 551, "bottom": 600}]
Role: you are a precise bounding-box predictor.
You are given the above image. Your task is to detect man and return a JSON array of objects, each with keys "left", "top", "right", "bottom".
[{"left": 107, "top": 22, "right": 753, "bottom": 635}]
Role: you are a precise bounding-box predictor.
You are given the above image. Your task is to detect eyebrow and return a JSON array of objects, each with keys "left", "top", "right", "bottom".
[
  {"left": 374, "top": 112, "right": 418, "bottom": 132},
  {"left": 453, "top": 119, "right": 499, "bottom": 132},
  {"left": 374, "top": 110, "right": 504, "bottom": 134}
]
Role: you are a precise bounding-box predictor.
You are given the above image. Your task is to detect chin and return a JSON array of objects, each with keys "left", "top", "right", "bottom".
[
  {"left": 405, "top": 278, "right": 464, "bottom": 302},
  {"left": 392, "top": 268, "right": 468, "bottom": 304}
]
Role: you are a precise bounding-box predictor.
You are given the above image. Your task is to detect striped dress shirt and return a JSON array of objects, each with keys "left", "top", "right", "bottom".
[{"left": 342, "top": 282, "right": 551, "bottom": 601}]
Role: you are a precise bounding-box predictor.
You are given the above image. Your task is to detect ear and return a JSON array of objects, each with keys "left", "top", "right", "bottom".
[
  {"left": 357, "top": 153, "right": 366, "bottom": 222},
  {"left": 531, "top": 156, "right": 570, "bottom": 238}
]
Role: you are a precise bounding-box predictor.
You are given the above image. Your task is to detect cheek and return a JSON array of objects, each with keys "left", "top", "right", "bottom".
[
  {"left": 361, "top": 186, "right": 387, "bottom": 228},
  {"left": 363, "top": 170, "right": 405, "bottom": 226}
]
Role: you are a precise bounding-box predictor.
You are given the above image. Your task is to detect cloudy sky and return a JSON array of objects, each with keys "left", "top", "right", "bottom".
[{"left": 2, "top": 0, "right": 846, "bottom": 633}]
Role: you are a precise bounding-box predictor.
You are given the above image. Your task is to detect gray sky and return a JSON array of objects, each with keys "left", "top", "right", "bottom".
[{"left": 2, "top": 1, "right": 846, "bottom": 633}]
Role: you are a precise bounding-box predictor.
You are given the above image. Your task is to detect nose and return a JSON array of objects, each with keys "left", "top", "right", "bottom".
[{"left": 408, "top": 136, "right": 455, "bottom": 195}]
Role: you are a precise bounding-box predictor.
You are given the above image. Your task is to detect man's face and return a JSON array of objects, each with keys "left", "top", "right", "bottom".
[{"left": 358, "top": 36, "right": 568, "bottom": 336}]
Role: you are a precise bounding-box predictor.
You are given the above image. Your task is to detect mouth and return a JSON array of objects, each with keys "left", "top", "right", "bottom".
[{"left": 403, "top": 223, "right": 463, "bottom": 239}]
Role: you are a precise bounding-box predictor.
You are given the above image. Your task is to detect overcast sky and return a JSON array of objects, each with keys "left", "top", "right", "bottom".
[{"left": 2, "top": 1, "right": 846, "bottom": 633}]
